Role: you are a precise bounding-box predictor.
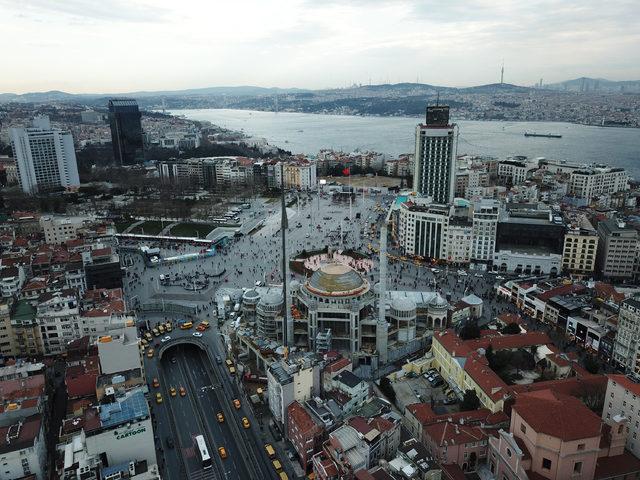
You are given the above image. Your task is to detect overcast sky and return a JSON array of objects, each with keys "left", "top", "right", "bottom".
[{"left": 1, "top": 0, "right": 638, "bottom": 94}]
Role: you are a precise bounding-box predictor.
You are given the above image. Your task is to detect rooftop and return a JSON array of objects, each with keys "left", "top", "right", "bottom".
[
  {"left": 99, "top": 390, "right": 149, "bottom": 429},
  {"left": 513, "top": 389, "right": 602, "bottom": 441},
  {"left": 306, "top": 262, "right": 368, "bottom": 296}
]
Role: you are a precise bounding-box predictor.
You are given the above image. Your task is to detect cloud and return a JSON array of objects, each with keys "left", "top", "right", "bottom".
[
  {"left": 1, "top": 0, "right": 169, "bottom": 23},
  {"left": 0, "top": 0, "right": 638, "bottom": 92}
]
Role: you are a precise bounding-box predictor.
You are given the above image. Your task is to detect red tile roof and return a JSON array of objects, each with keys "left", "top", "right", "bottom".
[
  {"left": 325, "top": 357, "right": 351, "bottom": 374},
  {"left": 0, "top": 414, "right": 42, "bottom": 454},
  {"left": 288, "top": 401, "right": 322, "bottom": 436},
  {"left": 65, "top": 373, "right": 97, "bottom": 399},
  {"left": 594, "top": 451, "right": 640, "bottom": 479},
  {"left": 513, "top": 390, "right": 602, "bottom": 441},
  {"left": 406, "top": 403, "right": 436, "bottom": 424},
  {"left": 425, "top": 421, "right": 488, "bottom": 447},
  {"left": 536, "top": 283, "right": 586, "bottom": 302}
]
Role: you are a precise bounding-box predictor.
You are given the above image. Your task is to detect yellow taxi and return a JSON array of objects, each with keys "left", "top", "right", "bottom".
[
  {"left": 218, "top": 447, "right": 227, "bottom": 459},
  {"left": 170, "top": 387, "right": 177, "bottom": 397},
  {"left": 155, "top": 393, "right": 163, "bottom": 404},
  {"left": 242, "top": 417, "right": 250, "bottom": 429}
]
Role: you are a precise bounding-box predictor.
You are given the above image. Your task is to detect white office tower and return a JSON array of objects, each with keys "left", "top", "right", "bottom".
[
  {"left": 10, "top": 116, "right": 80, "bottom": 194},
  {"left": 413, "top": 106, "right": 457, "bottom": 205}
]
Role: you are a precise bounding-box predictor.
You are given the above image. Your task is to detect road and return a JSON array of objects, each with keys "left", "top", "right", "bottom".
[{"left": 144, "top": 324, "right": 280, "bottom": 480}]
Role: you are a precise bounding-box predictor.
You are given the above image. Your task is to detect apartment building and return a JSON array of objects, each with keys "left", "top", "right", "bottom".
[
  {"left": 568, "top": 167, "right": 629, "bottom": 200},
  {"left": 413, "top": 106, "right": 457, "bottom": 205},
  {"left": 397, "top": 200, "right": 450, "bottom": 260},
  {"left": 40, "top": 216, "right": 91, "bottom": 244},
  {"left": 36, "top": 289, "right": 80, "bottom": 356},
  {"left": 603, "top": 375, "right": 640, "bottom": 459},
  {"left": 562, "top": 215, "right": 599, "bottom": 277},
  {"left": 471, "top": 199, "right": 499, "bottom": 262},
  {"left": 613, "top": 297, "right": 640, "bottom": 371},
  {"left": 267, "top": 354, "right": 321, "bottom": 431},
  {"left": 497, "top": 159, "right": 535, "bottom": 186},
  {"left": 596, "top": 218, "right": 638, "bottom": 281},
  {"left": 10, "top": 116, "right": 80, "bottom": 194}
]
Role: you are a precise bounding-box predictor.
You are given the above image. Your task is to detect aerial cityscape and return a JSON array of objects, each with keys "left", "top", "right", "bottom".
[{"left": 1, "top": 2, "right": 640, "bottom": 480}]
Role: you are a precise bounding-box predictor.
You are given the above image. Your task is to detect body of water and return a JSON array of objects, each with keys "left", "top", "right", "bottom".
[{"left": 171, "top": 108, "right": 640, "bottom": 179}]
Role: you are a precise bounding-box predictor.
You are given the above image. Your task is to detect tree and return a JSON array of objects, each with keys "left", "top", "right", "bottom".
[
  {"left": 583, "top": 355, "right": 600, "bottom": 374},
  {"left": 501, "top": 322, "right": 521, "bottom": 335},
  {"left": 459, "top": 321, "right": 481, "bottom": 340},
  {"left": 460, "top": 389, "right": 481, "bottom": 411},
  {"left": 379, "top": 377, "right": 396, "bottom": 404},
  {"left": 485, "top": 344, "right": 494, "bottom": 366}
]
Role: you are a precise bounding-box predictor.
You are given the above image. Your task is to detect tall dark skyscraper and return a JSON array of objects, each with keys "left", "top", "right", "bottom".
[
  {"left": 413, "top": 105, "right": 457, "bottom": 205},
  {"left": 108, "top": 98, "right": 144, "bottom": 165}
]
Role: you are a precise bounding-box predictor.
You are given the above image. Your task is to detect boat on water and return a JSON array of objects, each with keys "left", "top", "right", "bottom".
[{"left": 524, "top": 132, "right": 562, "bottom": 138}]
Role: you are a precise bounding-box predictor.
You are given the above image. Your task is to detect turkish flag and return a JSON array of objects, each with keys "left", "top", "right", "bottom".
[{"left": 342, "top": 167, "right": 350, "bottom": 176}]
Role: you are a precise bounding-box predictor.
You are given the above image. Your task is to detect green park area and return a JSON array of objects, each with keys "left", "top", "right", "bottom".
[{"left": 169, "top": 223, "right": 215, "bottom": 238}]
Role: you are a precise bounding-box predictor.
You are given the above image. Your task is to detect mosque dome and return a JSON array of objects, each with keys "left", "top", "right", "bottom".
[{"left": 306, "top": 262, "right": 368, "bottom": 296}]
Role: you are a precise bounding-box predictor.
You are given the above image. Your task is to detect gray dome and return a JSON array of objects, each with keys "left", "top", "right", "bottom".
[
  {"left": 391, "top": 297, "right": 416, "bottom": 312},
  {"left": 461, "top": 293, "right": 483, "bottom": 306},
  {"left": 306, "top": 263, "right": 367, "bottom": 295},
  {"left": 242, "top": 289, "right": 260, "bottom": 301},
  {"left": 428, "top": 293, "right": 448, "bottom": 309},
  {"left": 258, "top": 291, "right": 283, "bottom": 307}
]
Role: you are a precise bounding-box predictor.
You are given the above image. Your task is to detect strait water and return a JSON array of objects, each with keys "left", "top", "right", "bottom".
[{"left": 170, "top": 108, "right": 640, "bottom": 179}]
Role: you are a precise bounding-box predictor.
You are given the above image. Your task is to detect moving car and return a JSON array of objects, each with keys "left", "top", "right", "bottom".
[
  {"left": 272, "top": 460, "right": 282, "bottom": 472},
  {"left": 166, "top": 436, "right": 174, "bottom": 449},
  {"left": 152, "top": 378, "right": 159, "bottom": 388},
  {"left": 217, "top": 412, "right": 224, "bottom": 423},
  {"left": 161, "top": 335, "right": 171, "bottom": 343},
  {"left": 233, "top": 399, "right": 241, "bottom": 409},
  {"left": 264, "top": 444, "right": 276, "bottom": 458},
  {"left": 152, "top": 328, "right": 160, "bottom": 337},
  {"left": 155, "top": 393, "right": 163, "bottom": 404},
  {"left": 165, "top": 322, "right": 173, "bottom": 332},
  {"left": 242, "top": 417, "right": 250, "bottom": 429},
  {"left": 179, "top": 387, "right": 186, "bottom": 397},
  {"left": 179, "top": 321, "right": 193, "bottom": 330},
  {"left": 218, "top": 447, "right": 227, "bottom": 459},
  {"left": 146, "top": 348, "right": 154, "bottom": 358},
  {"left": 170, "top": 387, "right": 177, "bottom": 397},
  {"left": 193, "top": 332, "right": 203, "bottom": 338}
]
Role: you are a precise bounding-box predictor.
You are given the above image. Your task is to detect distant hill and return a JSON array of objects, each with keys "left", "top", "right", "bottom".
[
  {"left": 545, "top": 77, "right": 640, "bottom": 93},
  {"left": 0, "top": 86, "right": 309, "bottom": 104},
  {"left": 0, "top": 78, "right": 637, "bottom": 106}
]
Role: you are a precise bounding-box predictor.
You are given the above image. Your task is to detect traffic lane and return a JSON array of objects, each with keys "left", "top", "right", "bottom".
[
  {"left": 143, "top": 358, "right": 184, "bottom": 480},
  {"left": 190, "top": 345, "right": 275, "bottom": 480},
  {"left": 158, "top": 352, "right": 204, "bottom": 475},
  {"left": 199, "top": 346, "right": 278, "bottom": 480},
  {"left": 182, "top": 347, "right": 249, "bottom": 480}
]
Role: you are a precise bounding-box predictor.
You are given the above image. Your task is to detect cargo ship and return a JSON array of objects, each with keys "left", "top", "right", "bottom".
[{"left": 524, "top": 132, "right": 562, "bottom": 138}]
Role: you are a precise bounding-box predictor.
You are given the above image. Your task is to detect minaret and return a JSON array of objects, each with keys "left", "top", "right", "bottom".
[
  {"left": 376, "top": 220, "right": 389, "bottom": 364},
  {"left": 280, "top": 163, "right": 293, "bottom": 346}
]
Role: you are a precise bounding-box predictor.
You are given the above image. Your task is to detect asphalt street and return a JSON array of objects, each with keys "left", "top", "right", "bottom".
[{"left": 143, "top": 323, "right": 282, "bottom": 480}]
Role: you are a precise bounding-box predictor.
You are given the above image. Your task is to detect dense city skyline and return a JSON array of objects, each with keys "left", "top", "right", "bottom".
[{"left": 1, "top": 0, "right": 639, "bottom": 93}]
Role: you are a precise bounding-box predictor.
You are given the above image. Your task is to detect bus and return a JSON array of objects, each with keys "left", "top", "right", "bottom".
[{"left": 195, "top": 435, "right": 212, "bottom": 470}]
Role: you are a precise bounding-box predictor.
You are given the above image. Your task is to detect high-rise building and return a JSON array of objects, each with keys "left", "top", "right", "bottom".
[
  {"left": 596, "top": 218, "right": 638, "bottom": 281},
  {"left": 108, "top": 98, "right": 144, "bottom": 165},
  {"left": 413, "top": 106, "right": 457, "bottom": 205},
  {"left": 10, "top": 116, "right": 80, "bottom": 194}
]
